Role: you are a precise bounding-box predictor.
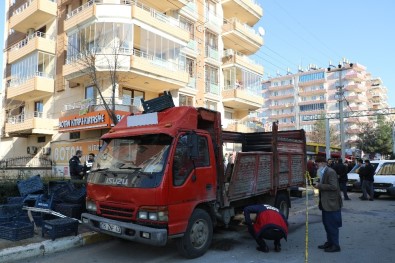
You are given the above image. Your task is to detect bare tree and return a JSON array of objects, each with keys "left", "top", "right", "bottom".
[{"left": 66, "top": 24, "right": 132, "bottom": 125}]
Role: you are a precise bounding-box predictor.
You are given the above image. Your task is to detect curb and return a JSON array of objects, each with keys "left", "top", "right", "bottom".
[{"left": 0, "top": 232, "right": 112, "bottom": 263}]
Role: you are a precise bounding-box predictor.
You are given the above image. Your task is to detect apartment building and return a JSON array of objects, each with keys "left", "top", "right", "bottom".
[
  {"left": 262, "top": 61, "right": 389, "bottom": 149},
  {"left": 1, "top": 0, "right": 264, "bottom": 175}
]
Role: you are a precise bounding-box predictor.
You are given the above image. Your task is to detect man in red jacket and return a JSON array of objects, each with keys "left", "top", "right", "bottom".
[{"left": 243, "top": 204, "right": 288, "bottom": 253}]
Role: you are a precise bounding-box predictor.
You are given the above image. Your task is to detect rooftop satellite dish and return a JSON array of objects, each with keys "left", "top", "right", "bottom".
[{"left": 258, "top": 27, "right": 265, "bottom": 36}]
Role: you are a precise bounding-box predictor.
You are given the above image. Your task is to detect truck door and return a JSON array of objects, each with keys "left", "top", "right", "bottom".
[{"left": 167, "top": 133, "right": 216, "bottom": 234}]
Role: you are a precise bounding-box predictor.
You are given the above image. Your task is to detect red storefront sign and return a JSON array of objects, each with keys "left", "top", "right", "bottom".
[{"left": 58, "top": 110, "right": 129, "bottom": 132}]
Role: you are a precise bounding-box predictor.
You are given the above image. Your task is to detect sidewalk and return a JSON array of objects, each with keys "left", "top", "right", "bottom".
[{"left": 0, "top": 223, "right": 112, "bottom": 263}]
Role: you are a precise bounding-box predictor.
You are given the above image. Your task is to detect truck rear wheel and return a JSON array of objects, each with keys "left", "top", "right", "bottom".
[
  {"left": 275, "top": 192, "right": 290, "bottom": 219},
  {"left": 176, "top": 208, "right": 213, "bottom": 259}
]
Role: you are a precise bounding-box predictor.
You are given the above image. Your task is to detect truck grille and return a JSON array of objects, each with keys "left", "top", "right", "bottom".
[{"left": 99, "top": 204, "right": 135, "bottom": 221}]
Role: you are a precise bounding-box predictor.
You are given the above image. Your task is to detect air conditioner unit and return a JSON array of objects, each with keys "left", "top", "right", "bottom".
[{"left": 27, "top": 146, "right": 38, "bottom": 155}]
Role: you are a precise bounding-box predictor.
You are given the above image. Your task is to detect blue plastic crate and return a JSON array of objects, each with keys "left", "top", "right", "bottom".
[
  {"left": 0, "top": 204, "right": 23, "bottom": 217},
  {"left": 42, "top": 218, "right": 79, "bottom": 240},
  {"left": 0, "top": 221, "right": 34, "bottom": 241},
  {"left": 54, "top": 203, "right": 83, "bottom": 219},
  {"left": 35, "top": 194, "right": 55, "bottom": 209},
  {"left": 49, "top": 181, "right": 73, "bottom": 202},
  {"left": 7, "top": 196, "right": 24, "bottom": 204},
  {"left": 63, "top": 188, "right": 86, "bottom": 204},
  {"left": 17, "top": 212, "right": 44, "bottom": 227},
  {"left": 17, "top": 175, "right": 44, "bottom": 197}
]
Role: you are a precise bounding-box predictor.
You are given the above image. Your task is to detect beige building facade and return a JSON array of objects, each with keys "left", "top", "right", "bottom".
[{"left": 1, "top": 0, "right": 264, "bottom": 175}]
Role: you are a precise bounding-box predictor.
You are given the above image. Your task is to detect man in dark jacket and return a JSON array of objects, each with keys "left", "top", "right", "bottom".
[
  {"left": 244, "top": 204, "right": 288, "bottom": 253},
  {"left": 314, "top": 156, "right": 343, "bottom": 253},
  {"left": 69, "top": 150, "right": 84, "bottom": 180},
  {"left": 334, "top": 159, "right": 350, "bottom": 200},
  {"left": 360, "top": 160, "right": 375, "bottom": 201}
]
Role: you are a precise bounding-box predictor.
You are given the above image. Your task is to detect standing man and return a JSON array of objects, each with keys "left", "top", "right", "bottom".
[
  {"left": 361, "top": 160, "right": 375, "bottom": 201},
  {"left": 69, "top": 150, "right": 84, "bottom": 180},
  {"left": 243, "top": 204, "right": 288, "bottom": 253},
  {"left": 314, "top": 156, "right": 343, "bottom": 253},
  {"left": 84, "top": 153, "right": 95, "bottom": 178},
  {"left": 335, "top": 158, "right": 351, "bottom": 200}
]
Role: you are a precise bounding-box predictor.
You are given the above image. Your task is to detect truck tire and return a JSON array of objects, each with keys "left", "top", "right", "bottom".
[
  {"left": 275, "top": 192, "right": 290, "bottom": 219},
  {"left": 176, "top": 208, "right": 213, "bottom": 259}
]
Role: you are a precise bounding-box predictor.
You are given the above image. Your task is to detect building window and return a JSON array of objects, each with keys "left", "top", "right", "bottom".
[
  {"left": 85, "top": 86, "right": 96, "bottom": 100},
  {"left": 205, "top": 100, "right": 217, "bottom": 111},
  {"left": 70, "top": 132, "right": 80, "bottom": 139},
  {"left": 34, "top": 101, "right": 43, "bottom": 118},
  {"left": 122, "top": 88, "right": 144, "bottom": 108},
  {"left": 299, "top": 72, "right": 325, "bottom": 82},
  {"left": 179, "top": 94, "right": 194, "bottom": 106},
  {"left": 37, "top": 136, "right": 46, "bottom": 143}
]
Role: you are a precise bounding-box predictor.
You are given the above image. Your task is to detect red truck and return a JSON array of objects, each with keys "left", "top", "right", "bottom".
[{"left": 81, "top": 93, "right": 306, "bottom": 258}]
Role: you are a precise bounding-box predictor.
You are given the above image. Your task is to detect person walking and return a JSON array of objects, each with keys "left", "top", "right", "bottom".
[
  {"left": 357, "top": 159, "right": 366, "bottom": 195},
  {"left": 243, "top": 204, "right": 288, "bottom": 253},
  {"left": 69, "top": 150, "right": 84, "bottom": 180},
  {"left": 314, "top": 156, "right": 343, "bottom": 253},
  {"left": 335, "top": 158, "right": 351, "bottom": 200},
  {"left": 360, "top": 159, "right": 375, "bottom": 201}
]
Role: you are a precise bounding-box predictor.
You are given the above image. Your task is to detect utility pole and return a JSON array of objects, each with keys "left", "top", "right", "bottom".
[{"left": 336, "top": 70, "right": 345, "bottom": 160}]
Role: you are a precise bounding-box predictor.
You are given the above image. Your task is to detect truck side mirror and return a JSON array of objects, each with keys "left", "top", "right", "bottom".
[{"left": 187, "top": 132, "right": 199, "bottom": 160}]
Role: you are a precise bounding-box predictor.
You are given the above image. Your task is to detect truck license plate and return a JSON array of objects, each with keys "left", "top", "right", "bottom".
[
  {"left": 374, "top": 189, "right": 387, "bottom": 193},
  {"left": 100, "top": 222, "right": 121, "bottom": 234}
]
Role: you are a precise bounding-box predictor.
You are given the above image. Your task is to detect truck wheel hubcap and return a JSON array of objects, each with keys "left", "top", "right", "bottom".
[{"left": 190, "top": 220, "right": 208, "bottom": 249}]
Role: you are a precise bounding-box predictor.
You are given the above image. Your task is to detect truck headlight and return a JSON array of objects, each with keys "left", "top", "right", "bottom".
[
  {"left": 86, "top": 200, "right": 97, "bottom": 212},
  {"left": 137, "top": 206, "right": 168, "bottom": 222}
]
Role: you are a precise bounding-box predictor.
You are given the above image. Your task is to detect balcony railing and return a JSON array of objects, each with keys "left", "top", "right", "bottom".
[
  {"left": 65, "top": 0, "right": 95, "bottom": 20},
  {"left": 133, "top": 49, "right": 186, "bottom": 72},
  {"left": 7, "top": 71, "right": 54, "bottom": 88},
  {"left": 9, "top": 31, "right": 54, "bottom": 51},
  {"left": 7, "top": 111, "right": 49, "bottom": 124},
  {"left": 64, "top": 96, "right": 142, "bottom": 112}
]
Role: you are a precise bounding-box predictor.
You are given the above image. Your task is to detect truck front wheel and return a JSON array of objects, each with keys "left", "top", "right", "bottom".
[{"left": 176, "top": 208, "right": 213, "bottom": 259}]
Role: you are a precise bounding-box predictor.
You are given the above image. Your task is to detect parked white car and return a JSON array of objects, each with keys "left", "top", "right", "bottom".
[{"left": 347, "top": 160, "right": 395, "bottom": 197}]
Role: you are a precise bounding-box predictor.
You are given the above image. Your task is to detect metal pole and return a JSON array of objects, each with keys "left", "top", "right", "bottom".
[
  {"left": 338, "top": 70, "right": 345, "bottom": 160},
  {"left": 326, "top": 118, "right": 331, "bottom": 159}
]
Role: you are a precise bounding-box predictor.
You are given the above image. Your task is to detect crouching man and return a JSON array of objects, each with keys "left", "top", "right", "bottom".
[{"left": 243, "top": 204, "right": 288, "bottom": 253}]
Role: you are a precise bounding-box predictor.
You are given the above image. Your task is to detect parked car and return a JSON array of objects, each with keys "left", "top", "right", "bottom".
[
  {"left": 373, "top": 161, "right": 395, "bottom": 198},
  {"left": 347, "top": 160, "right": 384, "bottom": 191}
]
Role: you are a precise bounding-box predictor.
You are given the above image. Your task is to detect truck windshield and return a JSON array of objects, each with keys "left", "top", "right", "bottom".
[{"left": 88, "top": 134, "right": 172, "bottom": 188}]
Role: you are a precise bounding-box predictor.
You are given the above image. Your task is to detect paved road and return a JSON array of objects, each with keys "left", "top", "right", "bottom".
[{"left": 15, "top": 191, "right": 395, "bottom": 263}]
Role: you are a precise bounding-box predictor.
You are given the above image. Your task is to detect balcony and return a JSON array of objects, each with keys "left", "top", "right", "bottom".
[
  {"left": 268, "top": 93, "right": 294, "bottom": 100},
  {"left": 345, "top": 83, "right": 365, "bottom": 92},
  {"left": 6, "top": 74, "right": 54, "bottom": 101},
  {"left": 222, "top": 50, "right": 263, "bottom": 74},
  {"left": 142, "top": 0, "right": 188, "bottom": 12},
  {"left": 130, "top": 49, "right": 189, "bottom": 91},
  {"left": 222, "top": 88, "right": 263, "bottom": 110},
  {"left": 268, "top": 83, "right": 294, "bottom": 91},
  {"left": 344, "top": 71, "right": 364, "bottom": 81},
  {"left": 268, "top": 103, "right": 294, "bottom": 110},
  {"left": 298, "top": 99, "right": 326, "bottom": 106},
  {"left": 222, "top": 0, "right": 263, "bottom": 25},
  {"left": 10, "top": 0, "right": 57, "bottom": 33},
  {"left": 348, "top": 105, "right": 368, "bottom": 111},
  {"left": 5, "top": 112, "right": 55, "bottom": 136},
  {"left": 132, "top": 2, "right": 190, "bottom": 42},
  {"left": 298, "top": 88, "right": 326, "bottom": 96},
  {"left": 222, "top": 18, "right": 263, "bottom": 55},
  {"left": 345, "top": 94, "right": 366, "bottom": 102},
  {"left": 8, "top": 32, "right": 55, "bottom": 63},
  {"left": 298, "top": 78, "right": 325, "bottom": 87},
  {"left": 271, "top": 112, "right": 295, "bottom": 119},
  {"left": 223, "top": 120, "right": 262, "bottom": 133}
]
